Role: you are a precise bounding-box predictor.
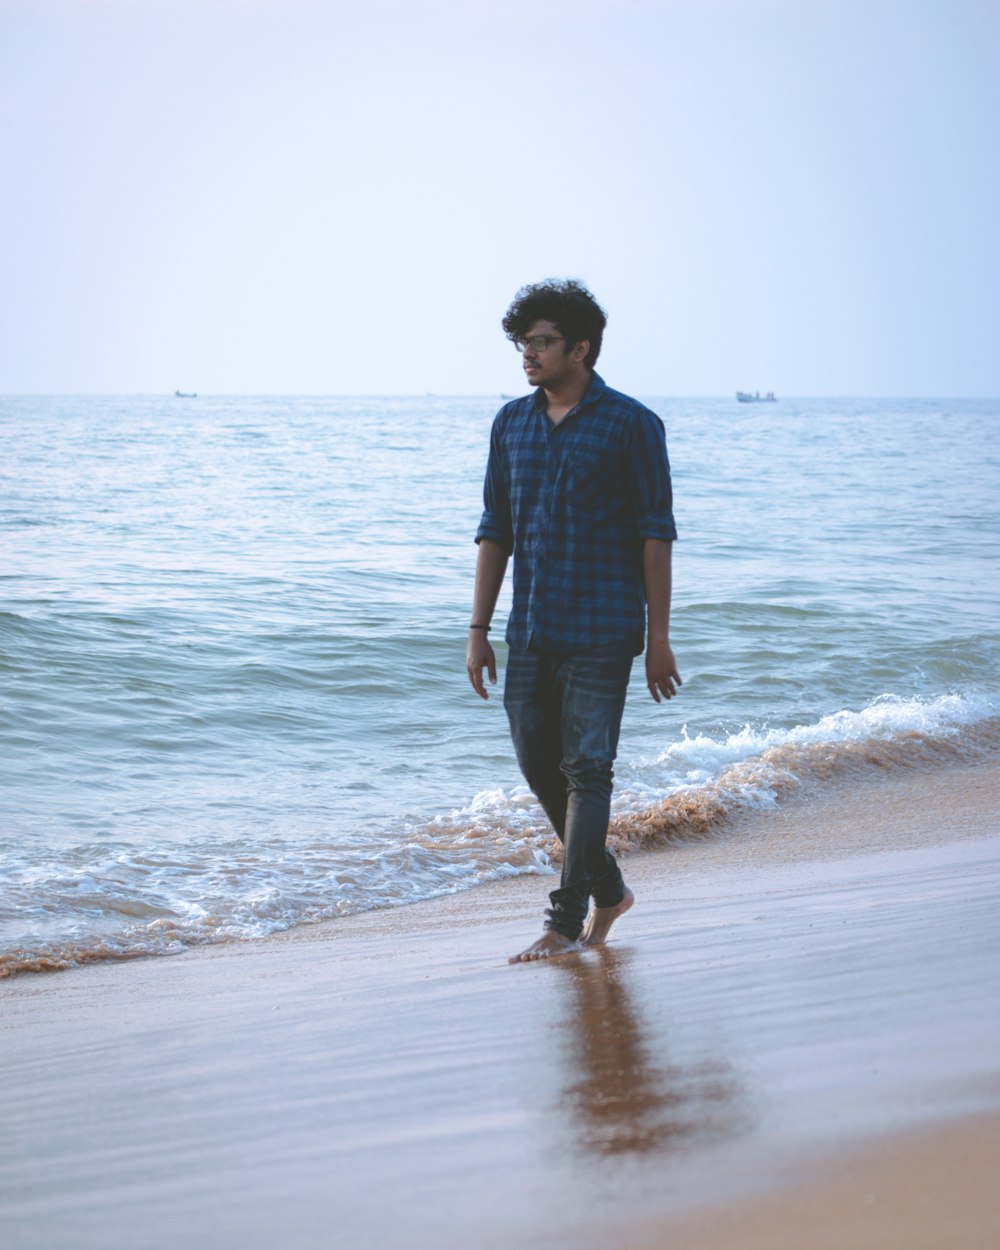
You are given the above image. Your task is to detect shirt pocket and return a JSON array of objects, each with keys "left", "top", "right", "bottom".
[{"left": 564, "top": 453, "right": 625, "bottom": 523}]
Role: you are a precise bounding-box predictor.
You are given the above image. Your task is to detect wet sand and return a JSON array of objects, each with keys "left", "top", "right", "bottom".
[{"left": 2, "top": 759, "right": 999, "bottom": 1250}]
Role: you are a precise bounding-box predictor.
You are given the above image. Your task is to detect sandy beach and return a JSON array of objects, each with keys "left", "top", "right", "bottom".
[{"left": 3, "top": 757, "right": 999, "bottom": 1250}]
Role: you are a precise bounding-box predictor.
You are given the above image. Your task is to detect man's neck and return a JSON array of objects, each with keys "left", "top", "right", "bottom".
[{"left": 542, "top": 369, "right": 591, "bottom": 424}]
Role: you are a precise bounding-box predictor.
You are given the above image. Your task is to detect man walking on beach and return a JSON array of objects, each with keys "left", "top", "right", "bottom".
[{"left": 467, "top": 279, "right": 680, "bottom": 964}]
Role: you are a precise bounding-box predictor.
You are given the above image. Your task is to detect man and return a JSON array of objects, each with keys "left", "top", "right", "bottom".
[{"left": 466, "top": 278, "right": 680, "bottom": 964}]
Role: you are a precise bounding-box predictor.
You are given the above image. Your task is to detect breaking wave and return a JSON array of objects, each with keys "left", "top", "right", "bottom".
[{"left": 2, "top": 692, "right": 996, "bottom": 978}]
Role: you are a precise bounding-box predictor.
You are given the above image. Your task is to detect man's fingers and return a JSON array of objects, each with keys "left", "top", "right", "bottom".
[
  {"left": 467, "top": 641, "right": 497, "bottom": 700},
  {"left": 647, "top": 644, "right": 682, "bottom": 704},
  {"left": 648, "top": 672, "right": 680, "bottom": 701},
  {"left": 468, "top": 662, "right": 490, "bottom": 699}
]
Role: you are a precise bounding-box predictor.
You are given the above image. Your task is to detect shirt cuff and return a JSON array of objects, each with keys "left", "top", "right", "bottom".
[
  {"left": 636, "top": 514, "right": 678, "bottom": 542},
  {"left": 475, "top": 515, "right": 514, "bottom": 555}
]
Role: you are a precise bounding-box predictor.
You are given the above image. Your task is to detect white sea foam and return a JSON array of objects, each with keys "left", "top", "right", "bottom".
[{"left": 632, "top": 691, "right": 997, "bottom": 797}]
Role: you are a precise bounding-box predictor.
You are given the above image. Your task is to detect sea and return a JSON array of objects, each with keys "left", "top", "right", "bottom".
[{"left": 2, "top": 393, "right": 998, "bottom": 976}]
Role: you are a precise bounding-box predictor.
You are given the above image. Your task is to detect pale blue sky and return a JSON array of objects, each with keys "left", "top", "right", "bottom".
[{"left": 1, "top": 0, "right": 997, "bottom": 395}]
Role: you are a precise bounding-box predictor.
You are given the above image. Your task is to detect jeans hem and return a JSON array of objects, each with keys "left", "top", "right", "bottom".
[{"left": 543, "top": 916, "right": 584, "bottom": 942}]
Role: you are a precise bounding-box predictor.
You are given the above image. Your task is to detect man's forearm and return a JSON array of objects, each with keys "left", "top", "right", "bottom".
[
  {"left": 470, "top": 539, "right": 509, "bottom": 629},
  {"left": 643, "top": 538, "right": 673, "bottom": 640},
  {"left": 642, "top": 538, "right": 680, "bottom": 702}
]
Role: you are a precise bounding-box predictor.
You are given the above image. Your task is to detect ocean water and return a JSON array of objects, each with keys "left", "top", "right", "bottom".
[{"left": 2, "top": 394, "right": 998, "bottom": 974}]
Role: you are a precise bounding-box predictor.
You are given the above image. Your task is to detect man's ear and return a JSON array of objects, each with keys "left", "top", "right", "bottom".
[{"left": 571, "top": 339, "right": 590, "bottom": 363}]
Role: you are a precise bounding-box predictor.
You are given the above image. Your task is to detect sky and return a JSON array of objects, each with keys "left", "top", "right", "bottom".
[{"left": 1, "top": 0, "right": 998, "bottom": 396}]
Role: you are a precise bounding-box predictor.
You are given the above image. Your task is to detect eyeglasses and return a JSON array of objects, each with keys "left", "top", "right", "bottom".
[{"left": 514, "top": 335, "right": 565, "bottom": 353}]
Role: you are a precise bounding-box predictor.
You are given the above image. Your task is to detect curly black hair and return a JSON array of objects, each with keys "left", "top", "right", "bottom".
[{"left": 501, "top": 279, "right": 607, "bottom": 369}]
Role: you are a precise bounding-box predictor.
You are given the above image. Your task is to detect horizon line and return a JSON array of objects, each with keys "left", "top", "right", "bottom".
[{"left": 3, "top": 391, "right": 1000, "bottom": 401}]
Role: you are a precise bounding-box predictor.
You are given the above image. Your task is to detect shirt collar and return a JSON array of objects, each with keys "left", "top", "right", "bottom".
[{"left": 530, "top": 370, "right": 607, "bottom": 415}]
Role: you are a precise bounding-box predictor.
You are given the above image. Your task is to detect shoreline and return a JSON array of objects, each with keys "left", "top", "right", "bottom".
[
  {"left": 3, "top": 759, "right": 999, "bottom": 1249},
  {"left": 5, "top": 727, "right": 998, "bottom": 982}
]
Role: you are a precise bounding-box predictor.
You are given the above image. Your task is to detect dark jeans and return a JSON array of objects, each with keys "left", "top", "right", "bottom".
[{"left": 504, "top": 642, "right": 634, "bottom": 941}]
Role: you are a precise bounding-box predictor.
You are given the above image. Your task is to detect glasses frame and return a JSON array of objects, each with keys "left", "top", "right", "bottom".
[{"left": 514, "top": 335, "right": 566, "bottom": 354}]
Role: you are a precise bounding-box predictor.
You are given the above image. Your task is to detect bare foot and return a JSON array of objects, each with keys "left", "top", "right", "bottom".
[
  {"left": 508, "top": 931, "right": 581, "bottom": 965},
  {"left": 581, "top": 886, "right": 635, "bottom": 947}
]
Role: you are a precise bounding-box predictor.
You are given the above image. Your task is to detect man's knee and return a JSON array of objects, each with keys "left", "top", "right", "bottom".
[{"left": 561, "top": 757, "right": 614, "bottom": 801}]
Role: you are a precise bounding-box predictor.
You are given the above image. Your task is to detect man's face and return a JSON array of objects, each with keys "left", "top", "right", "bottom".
[{"left": 519, "top": 319, "right": 584, "bottom": 388}]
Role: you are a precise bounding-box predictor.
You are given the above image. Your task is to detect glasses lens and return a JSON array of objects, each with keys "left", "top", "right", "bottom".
[{"left": 514, "top": 335, "right": 562, "bottom": 352}]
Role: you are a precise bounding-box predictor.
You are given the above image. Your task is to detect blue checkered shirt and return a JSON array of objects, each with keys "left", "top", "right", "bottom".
[{"left": 475, "top": 372, "right": 677, "bottom": 653}]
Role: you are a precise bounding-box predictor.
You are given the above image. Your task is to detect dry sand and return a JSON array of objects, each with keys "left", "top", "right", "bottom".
[
  {"left": 2, "top": 759, "right": 999, "bottom": 1250},
  {"left": 640, "top": 1113, "right": 1000, "bottom": 1250}
]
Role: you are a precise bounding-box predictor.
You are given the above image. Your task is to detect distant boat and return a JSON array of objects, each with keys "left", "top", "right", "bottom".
[
  {"left": 174, "top": 390, "right": 197, "bottom": 398},
  {"left": 736, "top": 391, "right": 777, "bottom": 403}
]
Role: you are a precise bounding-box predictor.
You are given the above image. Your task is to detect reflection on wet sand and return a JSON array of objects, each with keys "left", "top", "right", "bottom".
[{"left": 551, "top": 947, "right": 744, "bottom": 1157}]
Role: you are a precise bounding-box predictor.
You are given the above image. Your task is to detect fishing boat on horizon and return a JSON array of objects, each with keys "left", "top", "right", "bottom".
[{"left": 736, "top": 390, "right": 777, "bottom": 403}]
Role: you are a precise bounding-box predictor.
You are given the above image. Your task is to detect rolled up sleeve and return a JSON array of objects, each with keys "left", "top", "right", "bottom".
[
  {"left": 626, "top": 410, "right": 678, "bottom": 542},
  {"left": 475, "top": 420, "right": 514, "bottom": 554}
]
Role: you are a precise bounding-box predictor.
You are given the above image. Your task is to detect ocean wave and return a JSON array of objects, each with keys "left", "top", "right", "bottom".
[
  {"left": 609, "top": 695, "right": 999, "bottom": 853},
  {"left": 2, "top": 692, "right": 997, "bottom": 978}
]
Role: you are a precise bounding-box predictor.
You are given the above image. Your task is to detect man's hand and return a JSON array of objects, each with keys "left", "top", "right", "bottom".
[
  {"left": 466, "top": 632, "right": 497, "bottom": 699},
  {"left": 646, "top": 637, "right": 681, "bottom": 703}
]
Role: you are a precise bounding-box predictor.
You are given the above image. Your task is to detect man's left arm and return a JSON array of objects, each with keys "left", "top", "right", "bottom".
[
  {"left": 623, "top": 408, "right": 681, "bottom": 702},
  {"left": 643, "top": 538, "right": 681, "bottom": 702}
]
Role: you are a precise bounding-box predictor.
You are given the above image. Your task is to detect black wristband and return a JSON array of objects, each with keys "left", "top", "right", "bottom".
[{"left": 468, "top": 624, "right": 490, "bottom": 632}]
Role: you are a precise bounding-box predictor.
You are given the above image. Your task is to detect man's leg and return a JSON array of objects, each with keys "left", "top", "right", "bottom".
[
  {"left": 504, "top": 647, "right": 581, "bottom": 962},
  {"left": 544, "top": 643, "right": 634, "bottom": 943},
  {"left": 504, "top": 647, "right": 568, "bottom": 838},
  {"left": 506, "top": 643, "right": 635, "bottom": 961}
]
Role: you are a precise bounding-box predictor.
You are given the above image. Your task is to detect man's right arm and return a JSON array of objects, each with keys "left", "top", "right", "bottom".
[{"left": 466, "top": 539, "right": 508, "bottom": 699}]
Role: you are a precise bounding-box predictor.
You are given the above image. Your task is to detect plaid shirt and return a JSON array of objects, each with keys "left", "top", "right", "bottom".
[{"left": 476, "top": 371, "right": 677, "bottom": 653}]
